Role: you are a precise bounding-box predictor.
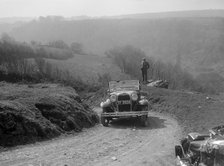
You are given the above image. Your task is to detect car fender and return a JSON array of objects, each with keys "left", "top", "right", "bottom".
[
  {"left": 100, "top": 99, "right": 111, "bottom": 108},
  {"left": 176, "top": 156, "right": 191, "bottom": 166},
  {"left": 139, "top": 99, "right": 149, "bottom": 106}
]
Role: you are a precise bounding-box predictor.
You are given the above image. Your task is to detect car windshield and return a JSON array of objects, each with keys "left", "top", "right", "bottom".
[{"left": 109, "top": 80, "right": 139, "bottom": 92}]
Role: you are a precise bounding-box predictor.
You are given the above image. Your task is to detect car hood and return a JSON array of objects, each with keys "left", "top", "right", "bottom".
[
  {"left": 190, "top": 140, "right": 207, "bottom": 153},
  {"left": 110, "top": 90, "right": 136, "bottom": 96}
]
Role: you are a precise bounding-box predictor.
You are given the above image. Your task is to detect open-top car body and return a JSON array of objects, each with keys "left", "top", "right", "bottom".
[
  {"left": 175, "top": 125, "right": 224, "bottom": 166},
  {"left": 100, "top": 80, "right": 150, "bottom": 127}
]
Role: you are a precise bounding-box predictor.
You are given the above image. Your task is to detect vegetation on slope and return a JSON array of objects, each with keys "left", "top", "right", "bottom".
[
  {"left": 145, "top": 86, "right": 224, "bottom": 135},
  {"left": 0, "top": 35, "right": 101, "bottom": 92}
]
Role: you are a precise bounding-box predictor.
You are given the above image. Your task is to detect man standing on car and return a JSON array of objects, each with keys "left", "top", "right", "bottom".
[{"left": 141, "top": 58, "right": 149, "bottom": 83}]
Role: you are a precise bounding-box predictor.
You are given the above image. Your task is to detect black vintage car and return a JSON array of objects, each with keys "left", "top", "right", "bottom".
[
  {"left": 100, "top": 80, "right": 150, "bottom": 127},
  {"left": 175, "top": 125, "right": 224, "bottom": 166}
]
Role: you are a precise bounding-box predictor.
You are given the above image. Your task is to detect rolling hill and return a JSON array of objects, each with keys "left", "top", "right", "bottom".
[{"left": 1, "top": 10, "right": 224, "bottom": 83}]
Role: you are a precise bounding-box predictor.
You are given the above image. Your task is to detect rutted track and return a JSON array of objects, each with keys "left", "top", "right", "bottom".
[{"left": 0, "top": 108, "right": 181, "bottom": 166}]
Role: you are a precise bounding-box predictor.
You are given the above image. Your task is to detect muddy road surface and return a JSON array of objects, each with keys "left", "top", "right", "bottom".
[{"left": 0, "top": 108, "right": 181, "bottom": 166}]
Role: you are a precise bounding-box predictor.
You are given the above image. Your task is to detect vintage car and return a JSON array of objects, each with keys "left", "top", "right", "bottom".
[
  {"left": 100, "top": 80, "right": 150, "bottom": 127},
  {"left": 175, "top": 125, "right": 224, "bottom": 166}
]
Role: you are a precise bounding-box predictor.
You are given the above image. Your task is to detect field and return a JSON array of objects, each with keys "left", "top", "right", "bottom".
[{"left": 47, "top": 53, "right": 130, "bottom": 82}]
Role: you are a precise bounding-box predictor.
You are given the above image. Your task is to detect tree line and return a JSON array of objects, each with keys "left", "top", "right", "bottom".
[{"left": 0, "top": 34, "right": 98, "bottom": 92}]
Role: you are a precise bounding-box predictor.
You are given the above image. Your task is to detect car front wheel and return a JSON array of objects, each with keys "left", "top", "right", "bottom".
[
  {"left": 101, "top": 116, "right": 110, "bottom": 127},
  {"left": 140, "top": 115, "right": 149, "bottom": 127}
]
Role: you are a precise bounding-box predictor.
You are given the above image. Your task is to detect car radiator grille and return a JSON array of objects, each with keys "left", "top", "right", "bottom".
[
  {"left": 118, "top": 94, "right": 130, "bottom": 101},
  {"left": 117, "top": 94, "right": 131, "bottom": 112}
]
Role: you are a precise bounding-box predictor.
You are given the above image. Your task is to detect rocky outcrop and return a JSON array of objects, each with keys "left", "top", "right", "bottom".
[{"left": 0, "top": 83, "right": 98, "bottom": 146}]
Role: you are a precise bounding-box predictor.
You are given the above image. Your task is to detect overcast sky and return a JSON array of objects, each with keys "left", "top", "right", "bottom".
[{"left": 1, "top": 0, "right": 224, "bottom": 18}]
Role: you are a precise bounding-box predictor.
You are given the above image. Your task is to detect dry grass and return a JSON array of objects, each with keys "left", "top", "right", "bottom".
[
  {"left": 47, "top": 54, "right": 130, "bottom": 82},
  {"left": 144, "top": 86, "right": 224, "bottom": 135}
]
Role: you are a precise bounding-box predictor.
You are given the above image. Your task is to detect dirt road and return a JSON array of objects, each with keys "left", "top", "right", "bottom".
[{"left": 0, "top": 108, "right": 181, "bottom": 166}]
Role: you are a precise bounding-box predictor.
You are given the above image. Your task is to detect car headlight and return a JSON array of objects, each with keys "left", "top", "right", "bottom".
[
  {"left": 131, "top": 93, "right": 138, "bottom": 101},
  {"left": 110, "top": 95, "right": 117, "bottom": 102},
  {"left": 100, "top": 102, "right": 104, "bottom": 108}
]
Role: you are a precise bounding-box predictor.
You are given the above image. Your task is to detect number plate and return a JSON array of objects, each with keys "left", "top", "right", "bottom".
[{"left": 117, "top": 100, "right": 131, "bottom": 104}]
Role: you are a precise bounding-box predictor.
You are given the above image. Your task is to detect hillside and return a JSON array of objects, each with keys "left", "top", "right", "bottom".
[
  {"left": 0, "top": 82, "right": 98, "bottom": 147},
  {"left": 47, "top": 53, "right": 130, "bottom": 82},
  {"left": 91, "top": 84, "right": 224, "bottom": 135},
  {"left": 145, "top": 86, "right": 224, "bottom": 135},
  {"left": 109, "top": 9, "right": 224, "bottom": 19},
  {"left": 4, "top": 12, "right": 223, "bottom": 78},
  {"left": 2, "top": 82, "right": 224, "bottom": 165},
  {"left": 0, "top": 17, "right": 34, "bottom": 24},
  {"left": 84, "top": 83, "right": 224, "bottom": 136},
  {"left": 0, "top": 10, "right": 223, "bottom": 92}
]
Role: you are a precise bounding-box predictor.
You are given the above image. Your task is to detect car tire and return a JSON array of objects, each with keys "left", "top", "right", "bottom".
[
  {"left": 140, "top": 115, "right": 149, "bottom": 127},
  {"left": 175, "top": 145, "right": 183, "bottom": 158},
  {"left": 101, "top": 116, "right": 109, "bottom": 127}
]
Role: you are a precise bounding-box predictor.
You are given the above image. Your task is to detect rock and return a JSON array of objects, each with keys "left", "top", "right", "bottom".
[
  {"left": 111, "top": 156, "right": 117, "bottom": 161},
  {"left": 206, "top": 97, "right": 210, "bottom": 100},
  {"left": 147, "top": 80, "right": 169, "bottom": 89},
  {"left": 151, "top": 97, "right": 160, "bottom": 104}
]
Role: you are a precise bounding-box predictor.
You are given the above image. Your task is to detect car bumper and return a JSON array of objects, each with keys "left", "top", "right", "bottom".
[
  {"left": 101, "top": 111, "right": 149, "bottom": 117},
  {"left": 176, "top": 156, "right": 191, "bottom": 166}
]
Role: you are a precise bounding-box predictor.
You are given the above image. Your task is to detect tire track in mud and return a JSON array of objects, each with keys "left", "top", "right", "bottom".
[{"left": 0, "top": 108, "right": 181, "bottom": 166}]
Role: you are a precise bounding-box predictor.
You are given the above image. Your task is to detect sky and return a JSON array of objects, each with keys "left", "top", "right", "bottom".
[{"left": 0, "top": 0, "right": 224, "bottom": 18}]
